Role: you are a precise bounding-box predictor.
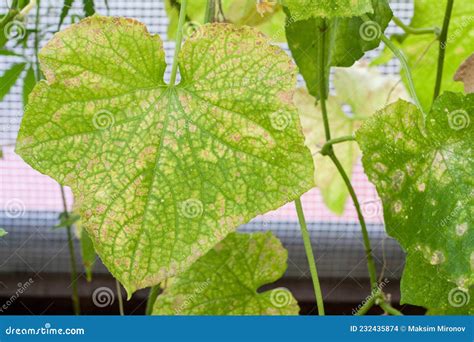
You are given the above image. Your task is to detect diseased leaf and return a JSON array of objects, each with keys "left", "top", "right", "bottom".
[
  {"left": 454, "top": 53, "right": 474, "bottom": 94},
  {"left": 282, "top": 0, "right": 373, "bottom": 19},
  {"left": 400, "top": 0, "right": 474, "bottom": 111},
  {"left": 153, "top": 232, "right": 299, "bottom": 315},
  {"left": 16, "top": 17, "right": 314, "bottom": 296},
  {"left": 285, "top": 0, "right": 392, "bottom": 98},
  {"left": 296, "top": 64, "right": 408, "bottom": 214},
  {"left": 22, "top": 64, "right": 36, "bottom": 106},
  {"left": 0, "top": 62, "right": 26, "bottom": 101},
  {"left": 356, "top": 92, "right": 473, "bottom": 311}
]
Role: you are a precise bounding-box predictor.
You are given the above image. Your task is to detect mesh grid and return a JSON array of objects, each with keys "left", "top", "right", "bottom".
[{"left": 0, "top": 0, "right": 411, "bottom": 281}]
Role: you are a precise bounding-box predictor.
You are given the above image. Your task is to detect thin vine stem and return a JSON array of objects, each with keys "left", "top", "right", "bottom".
[
  {"left": 116, "top": 279, "right": 124, "bottom": 315},
  {"left": 433, "top": 0, "right": 454, "bottom": 102},
  {"left": 392, "top": 16, "right": 440, "bottom": 36},
  {"left": 316, "top": 17, "right": 379, "bottom": 300},
  {"left": 204, "top": 0, "right": 215, "bottom": 23},
  {"left": 379, "top": 33, "right": 424, "bottom": 117},
  {"left": 379, "top": 301, "right": 403, "bottom": 316},
  {"left": 354, "top": 295, "right": 376, "bottom": 316},
  {"left": 320, "top": 135, "right": 355, "bottom": 155},
  {"left": 145, "top": 285, "right": 160, "bottom": 315},
  {"left": 294, "top": 198, "right": 325, "bottom": 315},
  {"left": 169, "top": 0, "right": 187, "bottom": 86},
  {"left": 60, "top": 185, "right": 81, "bottom": 315},
  {"left": 328, "top": 155, "right": 378, "bottom": 290}
]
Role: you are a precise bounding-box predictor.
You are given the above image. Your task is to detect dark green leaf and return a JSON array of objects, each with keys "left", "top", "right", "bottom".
[
  {"left": 285, "top": 0, "right": 392, "bottom": 98},
  {"left": 0, "top": 62, "right": 26, "bottom": 101},
  {"left": 58, "top": 0, "right": 76, "bottom": 30},
  {"left": 82, "top": 0, "right": 95, "bottom": 17},
  {"left": 22, "top": 64, "right": 36, "bottom": 106}
]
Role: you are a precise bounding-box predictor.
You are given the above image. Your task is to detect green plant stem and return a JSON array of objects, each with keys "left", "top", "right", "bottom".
[
  {"left": 392, "top": 16, "right": 439, "bottom": 36},
  {"left": 145, "top": 285, "right": 160, "bottom": 315},
  {"left": 33, "top": 0, "right": 41, "bottom": 81},
  {"left": 169, "top": 0, "right": 187, "bottom": 86},
  {"left": 60, "top": 185, "right": 81, "bottom": 315},
  {"left": 320, "top": 135, "right": 355, "bottom": 155},
  {"left": 354, "top": 295, "right": 376, "bottom": 316},
  {"left": 316, "top": 17, "right": 378, "bottom": 299},
  {"left": 328, "top": 154, "right": 378, "bottom": 290},
  {"left": 317, "top": 20, "right": 331, "bottom": 141},
  {"left": 379, "top": 301, "right": 403, "bottom": 316},
  {"left": 433, "top": 0, "right": 454, "bottom": 102},
  {"left": 294, "top": 198, "right": 325, "bottom": 315},
  {"left": 379, "top": 33, "right": 424, "bottom": 117},
  {"left": 204, "top": 0, "right": 215, "bottom": 23},
  {"left": 116, "top": 279, "right": 124, "bottom": 315}
]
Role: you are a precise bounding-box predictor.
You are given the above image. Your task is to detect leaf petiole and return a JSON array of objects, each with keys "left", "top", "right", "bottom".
[
  {"left": 433, "top": 0, "right": 454, "bottom": 102},
  {"left": 320, "top": 135, "right": 355, "bottom": 156},
  {"left": 169, "top": 0, "right": 187, "bottom": 86},
  {"left": 392, "top": 16, "right": 440, "bottom": 37},
  {"left": 294, "top": 198, "right": 325, "bottom": 315}
]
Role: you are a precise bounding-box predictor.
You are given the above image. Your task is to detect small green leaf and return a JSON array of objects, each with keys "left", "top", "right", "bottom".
[
  {"left": 16, "top": 17, "right": 314, "bottom": 296},
  {"left": 0, "top": 49, "right": 23, "bottom": 57},
  {"left": 0, "top": 228, "right": 7, "bottom": 238},
  {"left": 22, "top": 64, "right": 36, "bottom": 106},
  {"left": 296, "top": 64, "right": 408, "bottom": 214},
  {"left": 82, "top": 0, "right": 95, "bottom": 17},
  {"left": 153, "top": 232, "right": 299, "bottom": 315},
  {"left": 356, "top": 92, "right": 473, "bottom": 311},
  {"left": 285, "top": 0, "right": 392, "bottom": 98},
  {"left": 58, "top": 0, "right": 76, "bottom": 30},
  {"left": 0, "top": 62, "right": 26, "bottom": 101},
  {"left": 282, "top": 0, "right": 373, "bottom": 19},
  {"left": 400, "top": 0, "right": 474, "bottom": 111},
  {"left": 53, "top": 212, "right": 80, "bottom": 229}
]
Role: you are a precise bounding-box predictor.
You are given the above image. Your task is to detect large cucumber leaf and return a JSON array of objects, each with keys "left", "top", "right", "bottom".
[
  {"left": 153, "top": 232, "right": 299, "bottom": 315},
  {"left": 400, "top": 0, "right": 474, "bottom": 111},
  {"left": 16, "top": 17, "right": 314, "bottom": 296},
  {"left": 356, "top": 92, "right": 473, "bottom": 312}
]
